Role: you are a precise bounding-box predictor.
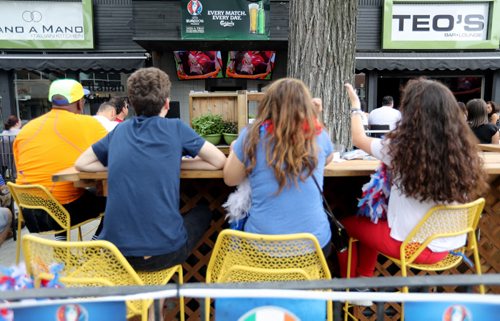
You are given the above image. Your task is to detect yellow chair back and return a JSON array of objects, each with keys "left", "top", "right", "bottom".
[
  {"left": 396, "top": 198, "right": 485, "bottom": 271},
  {"left": 344, "top": 198, "right": 486, "bottom": 321},
  {"left": 22, "top": 234, "right": 184, "bottom": 321},
  {"left": 206, "top": 229, "right": 332, "bottom": 321},
  {"left": 8, "top": 182, "right": 103, "bottom": 264}
]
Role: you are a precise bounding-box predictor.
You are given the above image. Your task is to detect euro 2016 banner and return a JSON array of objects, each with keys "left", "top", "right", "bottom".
[
  {"left": 7, "top": 302, "right": 126, "bottom": 321},
  {"left": 405, "top": 301, "right": 499, "bottom": 321},
  {"left": 181, "top": 0, "right": 270, "bottom": 40},
  {"left": 216, "top": 298, "right": 326, "bottom": 321}
]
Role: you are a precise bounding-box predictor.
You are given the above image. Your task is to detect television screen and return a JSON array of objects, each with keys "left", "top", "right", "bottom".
[
  {"left": 226, "top": 51, "right": 275, "bottom": 80},
  {"left": 173, "top": 51, "right": 223, "bottom": 80}
]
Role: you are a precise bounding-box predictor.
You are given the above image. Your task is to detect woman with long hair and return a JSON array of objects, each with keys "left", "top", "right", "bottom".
[
  {"left": 467, "top": 99, "right": 499, "bottom": 144},
  {"left": 342, "top": 78, "right": 489, "bottom": 279},
  {"left": 223, "top": 78, "right": 334, "bottom": 254}
]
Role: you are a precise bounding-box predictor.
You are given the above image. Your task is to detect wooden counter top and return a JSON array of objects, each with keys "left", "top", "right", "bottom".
[
  {"left": 53, "top": 152, "right": 500, "bottom": 183},
  {"left": 478, "top": 144, "right": 500, "bottom": 153}
]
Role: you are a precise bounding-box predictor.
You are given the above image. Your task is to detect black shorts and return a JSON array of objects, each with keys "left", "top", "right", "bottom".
[{"left": 22, "top": 190, "right": 106, "bottom": 233}]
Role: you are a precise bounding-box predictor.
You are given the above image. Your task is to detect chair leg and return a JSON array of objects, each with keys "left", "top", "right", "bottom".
[
  {"left": 177, "top": 265, "right": 185, "bottom": 321},
  {"left": 326, "top": 299, "right": 333, "bottom": 321},
  {"left": 205, "top": 297, "right": 210, "bottom": 321},
  {"left": 471, "top": 241, "right": 485, "bottom": 294},
  {"left": 343, "top": 238, "right": 357, "bottom": 321},
  {"left": 78, "top": 226, "right": 83, "bottom": 241}
]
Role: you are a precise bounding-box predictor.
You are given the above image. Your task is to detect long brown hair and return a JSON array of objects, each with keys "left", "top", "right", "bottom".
[
  {"left": 385, "top": 78, "right": 488, "bottom": 203},
  {"left": 243, "top": 78, "right": 319, "bottom": 194}
]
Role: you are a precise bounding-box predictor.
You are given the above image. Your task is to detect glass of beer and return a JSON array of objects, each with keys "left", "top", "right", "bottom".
[{"left": 248, "top": 3, "right": 258, "bottom": 34}]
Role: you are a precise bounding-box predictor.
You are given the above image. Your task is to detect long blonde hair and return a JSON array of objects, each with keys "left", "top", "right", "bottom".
[{"left": 243, "top": 78, "right": 319, "bottom": 193}]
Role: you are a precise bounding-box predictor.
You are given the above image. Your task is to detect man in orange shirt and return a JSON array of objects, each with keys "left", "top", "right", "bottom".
[{"left": 14, "top": 79, "right": 107, "bottom": 240}]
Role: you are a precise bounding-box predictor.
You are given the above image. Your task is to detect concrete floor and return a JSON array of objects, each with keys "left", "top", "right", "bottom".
[{"left": 0, "top": 220, "right": 101, "bottom": 267}]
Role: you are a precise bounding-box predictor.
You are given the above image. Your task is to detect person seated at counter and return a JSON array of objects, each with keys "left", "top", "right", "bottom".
[
  {"left": 466, "top": 98, "right": 499, "bottom": 144},
  {"left": 93, "top": 101, "right": 119, "bottom": 132},
  {"left": 341, "top": 79, "right": 489, "bottom": 279},
  {"left": 223, "top": 78, "right": 334, "bottom": 256},
  {"left": 14, "top": 79, "right": 107, "bottom": 240},
  {"left": 76, "top": 67, "right": 226, "bottom": 271}
]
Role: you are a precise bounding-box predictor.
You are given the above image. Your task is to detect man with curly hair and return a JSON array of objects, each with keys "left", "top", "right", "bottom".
[{"left": 76, "top": 67, "right": 226, "bottom": 271}]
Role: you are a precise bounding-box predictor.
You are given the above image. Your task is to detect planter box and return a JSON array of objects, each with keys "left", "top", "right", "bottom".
[{"left": 189, "top": 91, "right": 265, "bottom": 134}]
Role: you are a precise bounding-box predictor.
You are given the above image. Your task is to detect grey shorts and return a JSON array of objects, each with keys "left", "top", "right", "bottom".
[{"left": 0, "top": 207, "right": 12, "bottom": 233}]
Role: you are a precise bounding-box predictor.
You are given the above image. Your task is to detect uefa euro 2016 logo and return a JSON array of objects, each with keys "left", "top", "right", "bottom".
[
  {"left": 56, "top": 304, "right": 88, "bottom": 321},
  {"left": 442, "top": 305, "right": 472, "bottom": 321},
  {"left": 187, "top": 0, "right": 203, "bottom": 16}
]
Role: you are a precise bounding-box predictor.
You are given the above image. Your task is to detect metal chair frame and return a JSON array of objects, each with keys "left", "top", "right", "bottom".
[
  {"left": 22, "top": 234, "right": 185, "bottom": 321},
  {"left": 205, "top": 229, "right": 333, "bottom": 321},
  {"left": 7, "top": 182, "right": 103, "bottom": 264},
  {"left": 344, "top": 198, "right": 486, "bottom": 321}
]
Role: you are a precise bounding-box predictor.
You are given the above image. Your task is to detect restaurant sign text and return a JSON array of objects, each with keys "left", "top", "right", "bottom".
[
  {"left": 383, "top": 0, "right": 500, "bottom": 49},
  {"left": 0, "top": 0, "right": 94, "bottom": 49}
]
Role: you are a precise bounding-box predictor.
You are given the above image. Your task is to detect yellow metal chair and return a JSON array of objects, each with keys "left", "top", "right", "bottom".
[
  {"left": 8, "top": 182, "right": 104, "bottom": 264},
  {"left": 383, "top": 197, "right": 485, "bottom": 293},
  {"left": 205, "top": 229, "right": 333, "bottom": 321},
  {"left": 22, "top": 234, "right": 184, "bottom": 321},
  {"left": 344, "top": 198, "right": 486, "bottom": 321}
]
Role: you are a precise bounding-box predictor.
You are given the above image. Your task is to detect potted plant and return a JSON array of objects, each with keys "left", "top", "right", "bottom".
[
  {"left": 222, "top": 121, "right": 238, "bottom": 145},
  {"left": 192, "top": 114, "right": 224, "bottom": 145}
]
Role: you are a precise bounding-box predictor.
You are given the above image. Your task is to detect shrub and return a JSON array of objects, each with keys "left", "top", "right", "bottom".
[{"left": 222, "top": 121, "right": 238, "bottom": 134}]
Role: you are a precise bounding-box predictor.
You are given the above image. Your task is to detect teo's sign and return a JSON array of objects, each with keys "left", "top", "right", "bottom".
[{"left": 383, "top": 0, "right": 500, "bottom": 49}]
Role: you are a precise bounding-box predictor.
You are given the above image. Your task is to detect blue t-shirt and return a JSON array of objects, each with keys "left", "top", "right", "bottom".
[
  {"left": 92, "top": 116, "right": 205, "bottom": 257},
  {"left": 233, "top": 127, "right": 333, "bottom": 247}
]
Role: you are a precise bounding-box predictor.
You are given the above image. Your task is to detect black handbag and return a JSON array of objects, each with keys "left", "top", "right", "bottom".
[{"left": 312, "top": 175, "right": 350, "bottom": 253}]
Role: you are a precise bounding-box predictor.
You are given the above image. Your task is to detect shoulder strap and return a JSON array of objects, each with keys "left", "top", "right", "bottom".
[{"left": 311, "top": 175, "right": 345, "bottom": 229}]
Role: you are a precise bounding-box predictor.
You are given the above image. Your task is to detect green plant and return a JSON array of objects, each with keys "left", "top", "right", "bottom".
[
  {"left": 192, "top": 114, "right": 224, "bottom": 136},
  {"left": 222, "top": 121, "right": 238, "bottom": 134}
]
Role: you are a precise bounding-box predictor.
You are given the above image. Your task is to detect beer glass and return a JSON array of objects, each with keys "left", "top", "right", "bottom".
[{"left": 248, "top": 3, "right": 258, "bottom": 33}]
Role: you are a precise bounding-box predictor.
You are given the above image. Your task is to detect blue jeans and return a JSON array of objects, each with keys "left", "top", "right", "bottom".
[{"left": 125, "top": 204, "right": 213, "bottom": 271}]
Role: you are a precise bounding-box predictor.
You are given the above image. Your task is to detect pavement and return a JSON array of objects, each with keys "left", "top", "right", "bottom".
[{"left": 0, "top": 220, "right": 100, "bottom": 267}]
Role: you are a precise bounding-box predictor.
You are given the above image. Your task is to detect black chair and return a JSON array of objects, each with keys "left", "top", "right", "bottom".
[{"left": 367, "top": 124, "right": 390, "bottom": 138}]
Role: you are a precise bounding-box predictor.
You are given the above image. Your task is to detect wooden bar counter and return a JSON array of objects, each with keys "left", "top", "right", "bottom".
[{"left": 53, "top": 152, "right": 500, "bottom": 320}]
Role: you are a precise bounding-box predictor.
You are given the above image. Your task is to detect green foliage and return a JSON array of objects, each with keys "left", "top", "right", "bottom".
[
  {"left": 222, "top": 121, "right": 238, "bottom": 134},
  {"left": 192, "top": 114, "right": 224, "bottom": 136}
]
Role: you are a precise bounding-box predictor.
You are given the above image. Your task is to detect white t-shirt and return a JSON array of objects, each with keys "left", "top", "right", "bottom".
[
  {"left": 368, "top": 106, "right": 401, "bottom": 130},
  {"left": 371, "top": 139, "right": 466, "bottom": 252},
  {"left": 93, "top": 115, "right": 118, "bottom": 132}
]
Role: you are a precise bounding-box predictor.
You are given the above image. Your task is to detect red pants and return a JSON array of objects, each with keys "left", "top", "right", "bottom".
[{"left": 337, "top": 216, "right": 448, "bottom": 278}]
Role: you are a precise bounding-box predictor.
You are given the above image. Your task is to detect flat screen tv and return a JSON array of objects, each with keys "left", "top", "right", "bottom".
[
  {"left": 226, "top": 51, "right": 275, "bottom": 80},
  {"left": 173, "top": 51, "right": 223, "bottom": 80}
]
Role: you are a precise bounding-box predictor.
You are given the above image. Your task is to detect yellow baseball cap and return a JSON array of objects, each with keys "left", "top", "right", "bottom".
[{"left": 48, "top": 79, "right": 90, "bottom": 106}]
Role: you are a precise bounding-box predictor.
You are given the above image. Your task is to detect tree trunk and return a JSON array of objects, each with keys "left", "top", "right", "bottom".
[{"left": 288, "top": 0, "right": 357, "bottom": 147}]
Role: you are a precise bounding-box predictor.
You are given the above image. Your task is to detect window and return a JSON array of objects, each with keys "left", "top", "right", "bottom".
[{"left": 14, "top": 70, "right": 67, "bottom": 121}]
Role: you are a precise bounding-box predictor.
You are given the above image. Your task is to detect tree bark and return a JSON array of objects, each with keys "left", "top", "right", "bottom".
[{"left": 288, "top": 0, "right": 357, "bottom": 147}]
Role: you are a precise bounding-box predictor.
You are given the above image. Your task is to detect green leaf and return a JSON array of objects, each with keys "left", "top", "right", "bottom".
[{"left": 192, "top": 114, "right": 225, "bottom": 135}]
